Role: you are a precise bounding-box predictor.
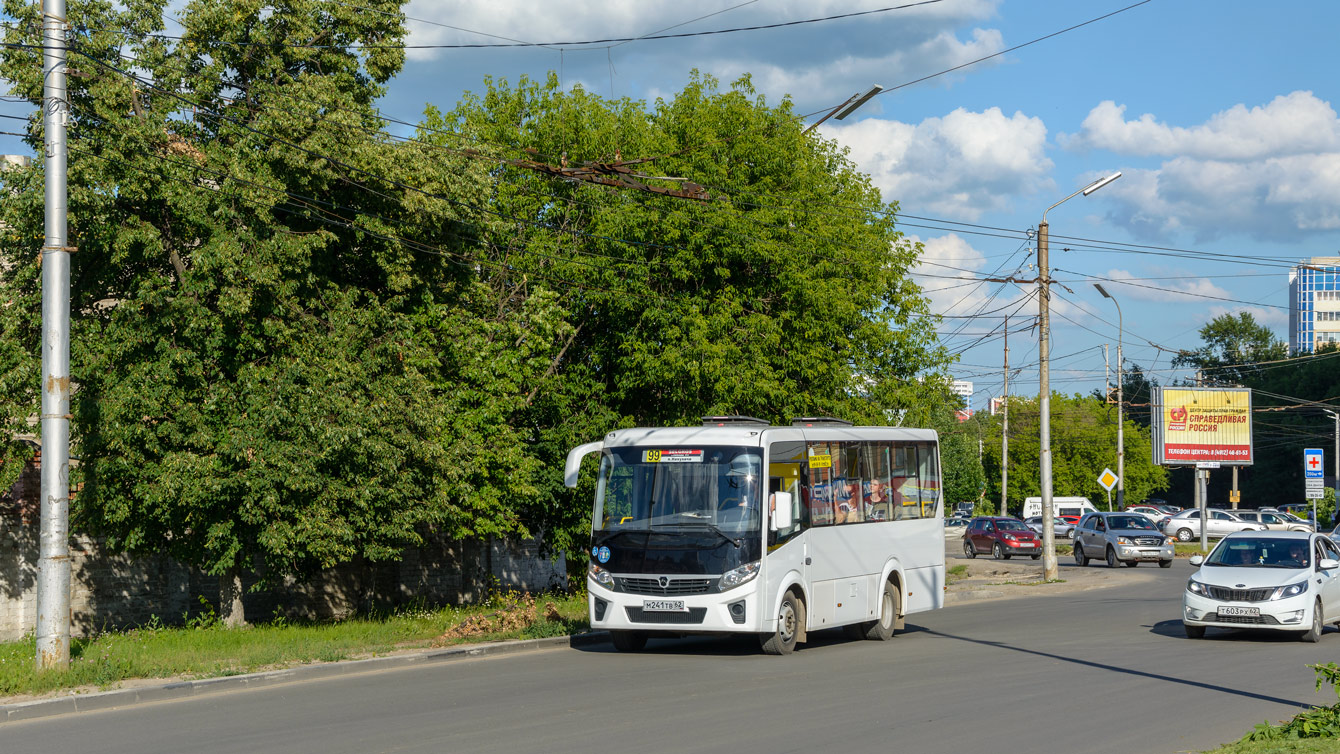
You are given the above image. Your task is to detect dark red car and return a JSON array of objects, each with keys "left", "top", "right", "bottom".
[{"left": 963, "top": 516, "right": 1042, "bottom": 560}]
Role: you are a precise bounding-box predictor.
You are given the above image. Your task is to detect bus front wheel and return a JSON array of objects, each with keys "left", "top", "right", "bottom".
[
  {"left": 761, "top": 592, "right": 802, "bottom": 655},
  {"left": 610, "top": 630, "right": 648, "bottom": 652}
]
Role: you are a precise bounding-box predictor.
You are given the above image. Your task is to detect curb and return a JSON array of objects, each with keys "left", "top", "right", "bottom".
[{"left": 2, "top": 631, "right": 610, "bottom": 724}]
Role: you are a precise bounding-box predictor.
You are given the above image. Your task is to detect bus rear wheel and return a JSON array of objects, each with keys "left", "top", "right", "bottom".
[
  {"left": 862, "top": 581, "right": 899, "bottom": 641},
  {"left": 761, "top": 591, "right": 802, "bottom": 655}
]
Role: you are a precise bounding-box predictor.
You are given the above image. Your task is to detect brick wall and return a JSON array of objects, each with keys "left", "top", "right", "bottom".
[{"left": 0, "top": 454, "right": 567, "bottom": 640}]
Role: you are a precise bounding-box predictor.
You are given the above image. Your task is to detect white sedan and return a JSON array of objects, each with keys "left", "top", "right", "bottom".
[
  {"left": 1163, "top": 508, "right": 1266, "bottom": 541},
  {"left": 1183, "top": 531, "right": 1340, "bottom": 641}
]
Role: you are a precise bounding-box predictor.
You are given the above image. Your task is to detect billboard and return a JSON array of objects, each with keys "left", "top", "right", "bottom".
[{"left": 1151, "top": 387, "right": 1253, "bottom": 466}]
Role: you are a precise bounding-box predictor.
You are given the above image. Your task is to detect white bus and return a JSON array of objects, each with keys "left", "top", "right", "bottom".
[{"left": 564, "top": 416, "right": 945, "bottom": 654}]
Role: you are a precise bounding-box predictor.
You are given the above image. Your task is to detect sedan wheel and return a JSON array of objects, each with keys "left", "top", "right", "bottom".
[
  {"left": 1176, "top": 528, "right": 1194, "bottom": 542},
  {"left": 1302, "top": 600, "right": 1324, "bottom": 643},
  {"left": 963, "top": 539, "right": 976, "bottom": 559}
]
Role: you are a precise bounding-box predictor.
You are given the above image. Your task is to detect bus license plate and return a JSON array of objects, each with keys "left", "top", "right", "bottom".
[
  {"left": 1219, "top": 606, "right": 1259, "bottom": 617},
  {"left": 643, "top": 600, "right": 687, "bottom": 612}
]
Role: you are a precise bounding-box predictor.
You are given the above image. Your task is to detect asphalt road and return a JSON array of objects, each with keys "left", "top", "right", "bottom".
[{"left": 5, "top": 559, "right": 1337, "bottom": 754}]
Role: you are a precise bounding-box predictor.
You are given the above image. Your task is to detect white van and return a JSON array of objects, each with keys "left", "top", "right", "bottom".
[{"left": 1022, "top": 496, "right": 1097, "bottom": 520}]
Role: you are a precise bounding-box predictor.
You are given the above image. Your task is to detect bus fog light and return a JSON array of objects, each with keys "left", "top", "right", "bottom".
[
  {"left": 593, "top": 597, "right": 609, "bottom": 622},
  {"left": 728, "top": 600, "right": 746, "bottom": 624},
  {"left": 719, "top": 562, "right": 760, "bottom": 591}
]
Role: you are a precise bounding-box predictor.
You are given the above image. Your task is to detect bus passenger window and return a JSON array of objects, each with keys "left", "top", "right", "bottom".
[{"left": 807, "top": 442, "right": 836, "bottom": 527}]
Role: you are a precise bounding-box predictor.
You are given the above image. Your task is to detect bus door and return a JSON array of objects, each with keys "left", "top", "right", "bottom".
[
  {"left": 802, "top": 439, "right": 871, "bottom": 629},
  {"left": 764, "top": 439, "right": 808, "bottom": 627}
]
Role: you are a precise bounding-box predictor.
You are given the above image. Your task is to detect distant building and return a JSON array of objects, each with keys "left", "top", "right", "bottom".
[
  {"left": 1289, "top": 257, "right": 1340, "bottom": 353},
  {"left": 950, "top": 379, "right": 973, "bottom": 408},
  {"left": 989, "top": 396, "right": 1005, "bottom": 416}
]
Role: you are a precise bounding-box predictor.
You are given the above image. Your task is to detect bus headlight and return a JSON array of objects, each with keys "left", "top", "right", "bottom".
[
  {"left": 719, "top": 562, "right": 761, "bottom": 591},
  {"left": 588, "top": 563, "right": 615, "bottom": 589}
]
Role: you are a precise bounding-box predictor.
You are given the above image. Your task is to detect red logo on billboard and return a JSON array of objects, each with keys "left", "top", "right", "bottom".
[{"left": 1169, "top": 406, "right": 1188, "bottom": 431}]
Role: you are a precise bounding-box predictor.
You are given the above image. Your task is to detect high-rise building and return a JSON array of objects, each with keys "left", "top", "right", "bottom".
[
  {"left": 950, "top": 379, "right": 973, "bottom": 407},
  {"left": 1289, "top": 257, "right": 1340, "bottom": 353}
]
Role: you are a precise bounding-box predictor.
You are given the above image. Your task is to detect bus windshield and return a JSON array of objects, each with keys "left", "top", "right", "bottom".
[{"left": 594, "top": 446, "right": 762, "bottom": 533}]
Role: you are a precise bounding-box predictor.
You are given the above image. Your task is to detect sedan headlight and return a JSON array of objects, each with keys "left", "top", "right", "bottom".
[
  {"left": 1271, "top": 581, "right": 1309, "bottom": 600},
  {"left": 719, "top": 561, "right": 761, "bottom": 591},
  {"left": 588, "top": 563, "right": 615, "bottom": 588},
  {"left": 1186, "top": 578, "right": 1209, "bottom": 596},
  {"left": 1116, "top": 536, "right": 1133, "bottom": 545}
]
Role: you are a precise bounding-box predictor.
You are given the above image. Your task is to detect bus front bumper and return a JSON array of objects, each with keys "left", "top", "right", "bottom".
[{"left": 588, "top": 577, "right": 762, "bottom": 634}]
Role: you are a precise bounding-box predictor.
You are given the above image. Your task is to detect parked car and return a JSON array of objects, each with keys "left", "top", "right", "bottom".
[
  {"left": 1024, "top": 515, "right": 1075, "bottom": 539},
  {"left": 1125, "top": 505, "right": 1173, "bottom": 530},
  {"left": 1163, "top": 509, "right": 1267, "bottom": 542},
  {"left": 1183, "top": 530, "right": 1340, "bottom": 641},
  {"left": 963, "top": 516, "right": 1042, "bottom": 560},
  {"left": 1236, "top": 510, "right": 1313, "bottom": 532},
  {"left": 1073, "top": 512, "right": 1174, "bottom": 568},
  {"left": 944, "top": 517, "right": 969, "bottom": 538}
]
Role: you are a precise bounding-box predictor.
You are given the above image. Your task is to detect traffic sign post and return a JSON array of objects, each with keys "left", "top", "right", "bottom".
[
  {"left": 1098, "top": 468, "right": 1118, "bottom": 511},
  {"left": 1305, "top": 449, "right": 1324, "bottom": 523}
]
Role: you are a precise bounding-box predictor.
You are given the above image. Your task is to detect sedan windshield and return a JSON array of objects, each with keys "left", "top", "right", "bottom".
[
  {"left": 1108, "top": 515, "right": 1156, "bottom": 530},
  {"left": 593, "top": 446, "right": 762, "bottom": 533},
  {"left": 1207, "top": 537, "right": 1310, "bottom": 568}
]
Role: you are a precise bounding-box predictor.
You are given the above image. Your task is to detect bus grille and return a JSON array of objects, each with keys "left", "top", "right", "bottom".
[
  {"left": 625, "top": 607, "right": 708, "bottom": 624},
  {"left": 619, "top": 577, "right": 715, "bottom": 596}
]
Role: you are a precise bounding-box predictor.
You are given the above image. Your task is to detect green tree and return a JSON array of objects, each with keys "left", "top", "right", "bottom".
[
  {"left": 981, "top": 393, "right": 1169, "bottom": 514},
  {"left": 430, "top": 73, "right": 951, "bottom": 551},
  {"left": 1173, "top": 312, "right": 1287, "bottom": 385},
  {"left": 0, "top": 0, "right": 539, "bottom": 625}
]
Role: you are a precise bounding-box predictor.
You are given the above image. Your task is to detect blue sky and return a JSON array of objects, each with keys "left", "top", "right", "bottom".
[
  {"left": 379, "top": 0, "right": 1340, "bottom": 408},
  {"left": 11, "top": 0, "right": 1340, "bottom": 409}
]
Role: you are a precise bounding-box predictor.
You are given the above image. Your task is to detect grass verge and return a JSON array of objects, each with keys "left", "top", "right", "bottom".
[{"left": 0, "top": 591, "right": 589, "bottom": 701}]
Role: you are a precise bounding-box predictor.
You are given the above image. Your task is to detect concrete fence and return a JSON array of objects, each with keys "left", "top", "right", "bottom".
[{"left": 0, "top": 453, "right": 567, "bottom": 641}]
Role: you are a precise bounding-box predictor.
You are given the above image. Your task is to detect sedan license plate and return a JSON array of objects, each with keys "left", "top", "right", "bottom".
[
  {"left": 1219, "top": 606, "right": 1260, "bottom": 617},
  {"left": 643, "top": 600, "right": 687, "bottom": 613}
]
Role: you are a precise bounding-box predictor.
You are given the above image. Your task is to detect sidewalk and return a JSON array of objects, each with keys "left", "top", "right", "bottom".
[{"left": 944, "top": 545, "right": 1163, "bottom": 604}]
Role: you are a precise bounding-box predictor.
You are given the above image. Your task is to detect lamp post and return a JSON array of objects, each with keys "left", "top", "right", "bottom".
[
  {"left": 1095, "top": 283, "right": 1124, "bottom": 509},
  {"left": 1324, "top": 409, "right": 1339, "bottom": 528},
  {"left": 1037, "top": 171, "right": 1121, "bottom": 581},
  {"left": 803, "top": 84, "right": 883, "bottom": 133}
]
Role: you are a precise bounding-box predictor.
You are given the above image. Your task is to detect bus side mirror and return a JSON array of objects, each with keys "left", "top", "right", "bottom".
[
  {"left": 771, "top": 492, "right": 793, "bottom": 531},
  {"left": 564, "top": 441, "right": 604, "bottom": 488}
]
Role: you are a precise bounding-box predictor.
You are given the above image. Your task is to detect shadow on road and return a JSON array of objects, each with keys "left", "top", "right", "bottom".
[
  {"left": 922, "top": 626, "right": 1315, "bottom": 708},
  {"left": 1146, "top": 618, "right": 1333, "bottom": 643}
]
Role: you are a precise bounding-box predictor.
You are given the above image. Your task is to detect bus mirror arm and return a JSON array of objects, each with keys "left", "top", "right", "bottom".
[
  {"left": 771, "top": 492, "right": 793, "bottom": 531},
  {"left": 564, "top": 441, "right": 605, "bottom": 488}
]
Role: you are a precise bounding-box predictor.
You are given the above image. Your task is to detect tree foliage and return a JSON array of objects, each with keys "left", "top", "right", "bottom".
[
  {"left": 980, "top": 393, "right": 1169, "bottom": 514},
  {"left": 1173, "top": 312, "right": 1287, "bottom": 384},
  {"left": 0, "top": 6, "right": 950, "bottom": 622}
]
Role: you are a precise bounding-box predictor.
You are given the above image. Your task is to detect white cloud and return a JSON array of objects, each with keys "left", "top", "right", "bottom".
[
  {"left": 824, "top": 107, "right": 1053, "bottom": 219},
  {"left": 1098, "top": 268, "right": 1233, "bottom": 303},
  {"left": 1061, "top": 92, "right": 1340, "bottom": 242},
  {"left": 1062, "top": 92, "right": 1340, "bottom": 160}
]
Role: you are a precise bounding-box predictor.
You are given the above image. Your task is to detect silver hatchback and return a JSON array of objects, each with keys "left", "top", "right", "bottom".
[{"left": 1074, "top": 511, "right": 1174, "bottom": 568}]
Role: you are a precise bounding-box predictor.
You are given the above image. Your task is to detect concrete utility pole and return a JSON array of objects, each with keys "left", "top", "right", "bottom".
[
  {"left": 1037, "top": 171, "right": 1121, "bottom": 582},
  {"left": 1000, "top": 317, "right": 1009, "bottom": 517},
  {"left": 36, "top": 0, "right": 72, "bottom": 671}
]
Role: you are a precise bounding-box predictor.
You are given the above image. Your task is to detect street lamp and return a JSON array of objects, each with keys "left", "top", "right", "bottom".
[
  {"left": 1095, "top": 283, "right": 1124, "bottom": 510},
  {"left": 1037, "top": 171, "right": 1121, "bottom": 581},
  {"left": 1323, "top": 409, "right": 1339, "bottom": 528},
  {"left": 803, "top": 84, "right": 883, "bottom": 133}
]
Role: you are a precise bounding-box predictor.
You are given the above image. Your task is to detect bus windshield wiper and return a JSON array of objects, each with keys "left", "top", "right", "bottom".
[{"left": 669, "top": 513, "right": 741, "bottom": 548}]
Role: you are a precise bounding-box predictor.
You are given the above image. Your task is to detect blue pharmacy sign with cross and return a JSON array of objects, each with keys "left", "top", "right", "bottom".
[{"left": 1305, "top": 448, "right": 1324, "bottom": 479}]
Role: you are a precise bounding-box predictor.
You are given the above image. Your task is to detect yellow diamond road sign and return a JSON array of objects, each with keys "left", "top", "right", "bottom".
[{"left": 1098, "top": 468, "right": 1119, "bottom": 491}]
